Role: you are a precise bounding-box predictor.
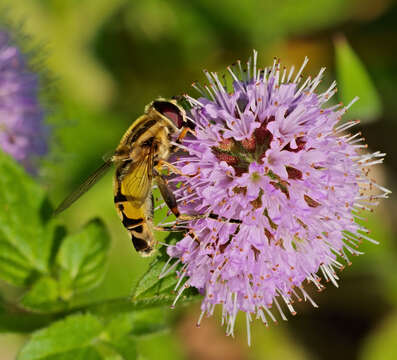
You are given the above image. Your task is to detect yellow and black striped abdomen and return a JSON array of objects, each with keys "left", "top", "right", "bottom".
[
  {"left": 114, "top": 198, "right": 155, "bottom": 256},
  {"left": 113, "top": 160, "right": 155, "bottom": 256}
]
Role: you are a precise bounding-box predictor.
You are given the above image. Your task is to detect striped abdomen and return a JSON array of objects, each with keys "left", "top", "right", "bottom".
[
  {"left": 114, "top": 197, "right": 155, "bottom": 256},
  {"left": 113, "top": 160, "right": 155, "bottom": 256}
]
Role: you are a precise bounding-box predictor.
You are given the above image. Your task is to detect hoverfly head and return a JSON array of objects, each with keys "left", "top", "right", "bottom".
[
  {"left": 153, "top": 100, "right": 186, "bottom": 129},
  {"left": 153, "top": 99, "right": 196, "bottom": 130}
]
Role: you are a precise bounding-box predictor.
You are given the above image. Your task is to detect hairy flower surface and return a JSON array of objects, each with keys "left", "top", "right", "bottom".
[
  {"left": 0, "top": 30, "right": 47, "bottom": 171},
  {"left": 160, "top": 52, "right": 390, "bottom": 344}
]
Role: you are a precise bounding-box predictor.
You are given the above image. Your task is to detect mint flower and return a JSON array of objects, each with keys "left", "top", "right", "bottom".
[
  {"left": 0, "top": 30, "right": 47, "bottom": 172},
  {"left": 161, "top": 52, "right": 390, "bottom": 344}
]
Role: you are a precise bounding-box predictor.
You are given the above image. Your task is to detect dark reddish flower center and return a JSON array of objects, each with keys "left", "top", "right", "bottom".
[
  {"left": 211, "top": 116, "right": 276, "bottom": 176},
  {"left": 210, "top": 116, "right": 314, "bottom": 205},
  {"left": 211, "top": 115, "right": 307, "bottom": 180}
]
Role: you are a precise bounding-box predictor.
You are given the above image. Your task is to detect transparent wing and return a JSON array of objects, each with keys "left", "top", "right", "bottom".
[
  {"left": 120, "top": 154, "right": 153, "bottom": 207},
  {"left": 54, "top": 159, "right": 113, "bottom": 215}
]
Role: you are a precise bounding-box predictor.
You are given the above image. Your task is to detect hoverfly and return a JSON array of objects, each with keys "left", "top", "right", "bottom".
[{"left": 54, "top": 99, "right": 194, "bottom": 256}]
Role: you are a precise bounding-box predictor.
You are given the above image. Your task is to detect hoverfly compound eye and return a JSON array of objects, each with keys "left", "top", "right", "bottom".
[{"left": 153, "top": 101, "right": 185, "bottom": 129}]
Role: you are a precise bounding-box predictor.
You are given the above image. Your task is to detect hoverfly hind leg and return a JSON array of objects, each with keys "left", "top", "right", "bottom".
[
  {"left": 153, "top": 225, "right": 186, "bottom": 232},
  {"left": 154, "top": 171, "right": 242, "bottom": 227},
  {"left": 154, "top": 172, "right": 200, "bottom": 227},
  {"left": 154, "top": 172, "right": 180, "bottom": 217}
]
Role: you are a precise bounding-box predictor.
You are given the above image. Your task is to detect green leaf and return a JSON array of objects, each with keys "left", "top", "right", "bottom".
[
  {"left": 56, "top": 219, "right": 110, "bottom": 300},
  {"left": 15, "top": 305, "right": 168, "bottom": 359},
  {"left": 105, "top": 308, "right": 167, "bottom": 338},
  {"left": 131, "top": 255, "right": 178, "bottom": 300},
  {"left": 103, "top": 314, "right": 136, "bottom": 341},
  {"left": 19, "top": 276, "right": 66, "bottom": 313},
  {"left": 335, "top": 35, "right": 382, "bottom": 123},
  {"left": 100, "top": 309, "right": 165, "bottom": 360},
  {"left": 17, "top": 313, "right": 104, "bottom": 360},
  {"left": 132, "top": 231, "right": 185, "bottom": 300},
  {"left": 0, "top": 152, "right": 53, "bottom": 286},
  {"left": 129, "top": 233, "right": 199, "bottom": 307},
  {"left": 106, "top": 336, "right": 137, "bottom": 360},
  {"left": 35, "top": 347, "right": 103, "bottom": 360}
]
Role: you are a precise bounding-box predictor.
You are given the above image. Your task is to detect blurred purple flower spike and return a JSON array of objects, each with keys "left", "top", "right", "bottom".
[
  {"left": 0, "top": 30, "right": 47, "bottom": 172},
  {"left": 160, "top": 51, "right": 390, "bottom": 344}
]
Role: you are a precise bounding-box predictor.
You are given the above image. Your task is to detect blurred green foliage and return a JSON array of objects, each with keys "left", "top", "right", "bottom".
[
  {"left": 335, "top": 36, "right": 382, "bottom": 122},
  {"left": 0, "top": 0, "right": 396, "bottom": 359}
]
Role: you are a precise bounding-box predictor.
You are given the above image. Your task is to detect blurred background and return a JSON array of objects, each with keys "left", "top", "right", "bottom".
[{"left": 1, "top": 0, "right": 396, "bottom": 359}]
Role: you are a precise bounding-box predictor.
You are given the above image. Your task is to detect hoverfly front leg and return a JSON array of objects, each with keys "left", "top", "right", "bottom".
[
  {"left": 176, "top": 126, "right": 195, "bottom": 143},
  {"left": 155, "top": 159, "right": 199, "bottom": 178}
]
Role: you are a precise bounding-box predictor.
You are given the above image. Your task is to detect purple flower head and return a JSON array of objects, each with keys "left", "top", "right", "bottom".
[
  {"left": 160, "top": 51, "right": 390, "bottom": 344},
  {"left": 0, "top": 29, "right": 47, "bottom": 172}
]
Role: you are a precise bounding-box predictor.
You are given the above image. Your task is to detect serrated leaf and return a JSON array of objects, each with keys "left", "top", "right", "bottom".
[
  {"left": 131, "top": 256, "right": 178, "bottom": 300},
  {"left": 17, "top": 313, "right": 104, "bottom": 360},
  {"left": 0, "top": 152, "right": 52, "bottom": 286},
  {"left": 335, "top": 35, "right": 382, "bottom": 123},
  {"left": 19, "top": 276, "right": 66, "bottom": 313},
  {"left": 56, "top": 219, "right": 110, "bottom": 300},
  {"left": 131, "top": 231, "right": 185, "bottom": 301}
]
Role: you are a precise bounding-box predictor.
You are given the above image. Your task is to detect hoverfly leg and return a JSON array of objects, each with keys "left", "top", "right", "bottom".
[
  {"left": 154, "top": 172, "right": 180, "bottom": 217},
  {"left": 176, "top": 127, "right": 196, "bottom": 143},
  {"left": 176, "top": 127, "right": 189, "bottom": 143},
  {"left": 155, "top": 160, "right": 183, "bottom": 176},
  {"left": 153, "top": 225, "right": 185, "bottom": 232},
  {"left": 155, "top": 159, "right": 199, "bottom": 178},
  {"left": 154, "top": 171, "right": 202, "bottom": 227}
]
